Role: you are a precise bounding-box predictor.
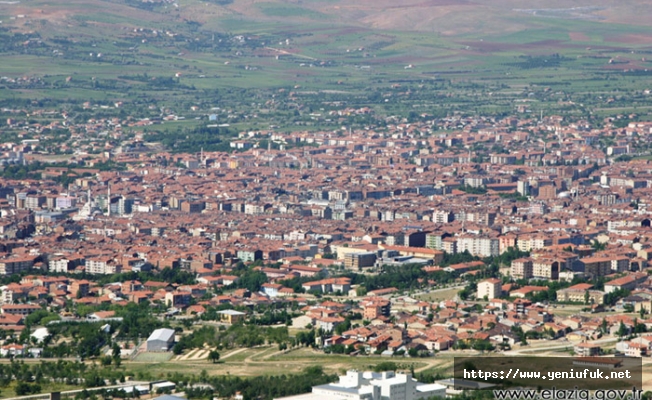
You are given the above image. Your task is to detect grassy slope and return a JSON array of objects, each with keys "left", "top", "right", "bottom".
[{"left": 0, "top": 0, "right": 650, "bottom": 127}]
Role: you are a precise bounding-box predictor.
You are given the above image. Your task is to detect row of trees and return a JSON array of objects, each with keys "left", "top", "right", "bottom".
[
  {"left": 0, "top": 360, "right": 128, "bottom": 392},
  {"left": 184, "top": 365, "right": 336, "bottom": 400},
  {"left": 0, "top": 361, "right": 342, "bottom": 399}
]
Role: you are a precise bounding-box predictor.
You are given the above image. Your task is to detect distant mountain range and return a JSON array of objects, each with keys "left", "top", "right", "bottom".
[{"left": 3, "top": 0, "right": 652, "bottom": 38}]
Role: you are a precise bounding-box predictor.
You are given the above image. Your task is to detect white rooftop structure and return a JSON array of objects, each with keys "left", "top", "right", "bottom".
[
  {"left": 275, "top": 370, "right": 446, "bottom": 400},
  {"left": 217, "top": 309, "right": 246, "bottom": 316},
  {"left": 30, "top": 327, "right": 49, "bottom": 343},
  {"left": 148, "top": 328, "right": 175, "bottom": 342},
  {"left": 146, "top": 328, "right": 175, "bottom": 352}
]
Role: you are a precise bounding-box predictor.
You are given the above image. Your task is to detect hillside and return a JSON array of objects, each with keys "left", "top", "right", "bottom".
[
  {"left": 3, "top": 0, "right": 652, "bottom": 43},
  {"left": 1, "top": 0, "right": 652, "bottom": 114},
  {"left": 228, "top": 0, "right": 652, "bottom": 36}
]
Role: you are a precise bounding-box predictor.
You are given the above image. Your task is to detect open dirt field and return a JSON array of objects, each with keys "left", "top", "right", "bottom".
[
  {"left": 569, "top": 32, "right": 590, "bottom": 41},
  {"left": 607, "top": 34, "right": 652, "bottom": 45}
]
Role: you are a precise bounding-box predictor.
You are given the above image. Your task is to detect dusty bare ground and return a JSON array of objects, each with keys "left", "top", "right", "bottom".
[
  {"left": 569, "top": 32, "right": 590, "bottom": 41},
  {"left": 607, "top": 34, "right": 652, "bottom": 45},
  {"left": 215, "top": 0, "right": 652, "bottom": 35}
]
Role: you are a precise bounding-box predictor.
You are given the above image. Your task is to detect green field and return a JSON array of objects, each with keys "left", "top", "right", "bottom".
[
  {"left": 0, "top": 0, "right": 652, "bottom": 141},
  {"left": 4, "top": 383, "right": 77, "bottom": 399},
  {"left": 0, "top": 0, "right": 650, "bottom": 97},
  {"left": 122, "top": 346, "right": 435, "bottom": 379},
  {"left": 133, "top": 352, "right": 174, "bottom": 362}
]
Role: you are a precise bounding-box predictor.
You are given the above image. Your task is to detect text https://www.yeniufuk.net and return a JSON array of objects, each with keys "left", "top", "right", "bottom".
[
  {"left": 492, "top": 388, "right": 644, "bottom": 400},
  {"left": 463, "top": 368, "right": 643, "bottom": 400},
  {"left": 464, "top": 368, "right": 633, "bottom": 381}
]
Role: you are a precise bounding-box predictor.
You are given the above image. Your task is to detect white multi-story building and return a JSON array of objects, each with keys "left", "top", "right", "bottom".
[
  {"left": 425, "top": 234, "right": 442, "bottom": 250},
  {"left": 516, "top": 235, "right": 552, "bottom": 252},
  {"left": 432, "top": 210, "right": 454, "bottom": 224},
  {"left": 456, "top": 236, "right": 499, "bottom": 257},
  {"left": 86, "top": 257, "right": 121, "bottom": 275},
  {"left": 511, "top": 258, "right": 533, "bottom": 279},
  {"left": 477, "top": 279, "right": 502, "bottom": 300},
  {"left": 48, "top": 257, "right": 70, "bottom": 273},
  {"left": 274, "top": 370, "right": 446, "bottom": 400},
  {"left": 0, "top": 257, "right": 36, "bottom": 275},
  {"left": 55, "top": 196, "right": 76, "bottom": 210}
]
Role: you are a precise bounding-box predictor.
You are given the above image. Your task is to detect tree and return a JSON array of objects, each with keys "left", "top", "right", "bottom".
[
  {"left": 372, "top": 362, "right": 398, "bottom": 372},
  {"left": 511, "top": 325, "right": 527, "bottom": 346},
  {"left": 111, "top": 344, "right": 122, "bottom": 368},
  {"left": 234, "top": 270, "right": 268, "bottom": 292},
  {"left": 334, "top": 318, "right": 352, "bottom": 335},
  {"left": 199, "top": 369, "right": 209, "bottom": 382},
  {"left": 112, "top": 343, "right": 121, "bottom": 359},
  {"left": 591, "top": 240, "right": 606, "bottom": 251},
  {"left": 208, "top": 350, "right": 220, "bottom": 364},
  {"left": 618, "top": 321, "right": 628, "bottom": 338},
  {"left": 15, "top": 382, "right": 40, "bottom": 396},
  {"left": 472, "top": 340, "right": 495, "bottom": 353},
  {"left": 635, "top": 318, "right": 647, "bottom": 334}
]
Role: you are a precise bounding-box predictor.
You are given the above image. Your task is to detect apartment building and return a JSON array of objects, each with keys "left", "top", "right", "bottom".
[
  {"left": 604, "top": 273, "right": 648, "bottom": 294},
  {"left": 1, "top": 284, "right": 29, "bottom": 304},
  {"left": 517, "top": 235, "right": 553, "bottom": 252},
  {"left": 425, "top": 234, "right": 442, "bottom": 250},
  {"left": 48, "top": 257, "right": 70, "bottom": 273},
  {"left": 0, "top": 256, "right": 36, "bottom": 275},
  {"left": 165, "top": 291, "right": 192, "bottom": 307},
  {"left": 70, "top": 280, "right": 91, "bottom": 298},
  {"left": 345, "top": 252, "right": 377, "bottom": 270},
  {"left": 1, "top": 304, "right": 41, "bottom": 315},
  {"left": 532, "top": 259, "right": 560, "bottom": 280},
  {"left": 456, "top": 236, "right": 499, "bottom": 257},
  {"left": 25, "top": 195, "right": 46, "bottom": 210},
  {"left": 490, "top": 154, "right": 517, "bottom": 165},
  {"left": 581, "top": 257, "right": 611, "bottom": 279},
  {"left": 574, "top": 343, "right": 601, "bottom": 357},
  {"left": 556, "top": 283, "right": 605, "bottom": 304},
  {"left": 86, "top": 257, "right": 121, "bottom": 275},
  {"left": 510, "top": 258, "right": 533, "bottom": 279},
  {"left": 432, "top": 210, "right": 454, "bottom": 224},
  {"left": 477, "top": 279, "right": 502, "bottom": 300},
  {"left": 302, "top": 278, "right": 351, "bottom": 294},
  {"left": 362, "top": 298, "right": 391, "bottom": 320}
]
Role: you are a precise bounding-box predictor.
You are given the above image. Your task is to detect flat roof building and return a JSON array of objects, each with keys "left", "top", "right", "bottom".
[
  {"left": 217, "top": 309, "right": 246, "bottom": 324},
  {"left": 274, "top": 370, "right": 445, "bottom": 400},
  {"left": 146, "top": 328, "right": 175, "bottom": 352}
]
